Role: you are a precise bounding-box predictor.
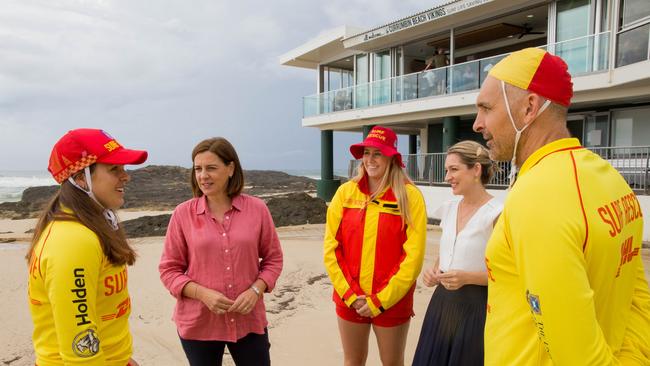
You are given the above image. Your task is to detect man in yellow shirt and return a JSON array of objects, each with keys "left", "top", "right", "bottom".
[{"left": 473, "top": 48, "right": 650, "bottom": 364}]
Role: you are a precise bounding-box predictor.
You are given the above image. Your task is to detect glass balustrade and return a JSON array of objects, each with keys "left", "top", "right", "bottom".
[{"left": 303, "top": 32, "right": 613, "bottom": 117}]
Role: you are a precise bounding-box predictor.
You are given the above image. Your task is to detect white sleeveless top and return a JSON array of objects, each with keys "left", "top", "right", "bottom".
[{"left": 435, "top": 197, "right": 503, "bottom": 272}]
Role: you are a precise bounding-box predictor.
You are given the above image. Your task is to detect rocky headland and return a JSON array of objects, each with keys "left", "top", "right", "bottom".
[{"left": 0, "top": 166, "right": 329, "bottom": 236}]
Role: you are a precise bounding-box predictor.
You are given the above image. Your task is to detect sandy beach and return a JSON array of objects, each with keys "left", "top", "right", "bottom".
[{"left": 1, "top": 213, "right": 649, "bottom": 366}]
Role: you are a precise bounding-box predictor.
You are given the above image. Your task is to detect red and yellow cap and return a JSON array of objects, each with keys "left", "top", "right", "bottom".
[
  {"left": 489, "top": 48, "right": 573, "bottom": 106},
  {"left": 48, "top": 128, "right": 148, "bottom": 183}
]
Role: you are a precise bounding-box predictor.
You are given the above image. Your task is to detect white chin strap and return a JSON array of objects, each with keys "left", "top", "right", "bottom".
[
  {"left": 501, "top": 80, "right": 551, "bottom": 187},
  {"left": 67, "top": 167, "right": 119, "bottom": 231}
]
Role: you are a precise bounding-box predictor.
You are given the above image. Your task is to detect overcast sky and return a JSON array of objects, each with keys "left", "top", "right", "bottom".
[{"left": 0, "top": 0, "right": 429, "bottom": 173}]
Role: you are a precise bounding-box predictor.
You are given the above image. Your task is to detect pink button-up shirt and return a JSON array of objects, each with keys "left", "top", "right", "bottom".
[{"left": 159, "top": 194, "right": 283, "bottom": 342}]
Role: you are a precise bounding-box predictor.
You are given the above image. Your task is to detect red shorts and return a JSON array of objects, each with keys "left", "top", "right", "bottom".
[{"left": 335, "top": 290, "right": 414, "bottom": 327}]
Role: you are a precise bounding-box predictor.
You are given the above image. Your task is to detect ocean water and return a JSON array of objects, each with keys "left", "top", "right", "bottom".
[
  {"left": 281, "top": 169, "right": 348, "bottom": 180},
  {"left": 0, "top": 170, "right": 56, "bottom": 203}
]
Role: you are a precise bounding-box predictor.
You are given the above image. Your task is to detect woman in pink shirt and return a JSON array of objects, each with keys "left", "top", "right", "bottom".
[{"left": 159, "top": 137, "right": 283, "bottom": 366}]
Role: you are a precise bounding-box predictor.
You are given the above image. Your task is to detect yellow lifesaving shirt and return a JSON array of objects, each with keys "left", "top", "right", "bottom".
[
  {"left": 28, "top": 219, "right": 132, "bottom": 366},
  {"left": 485, "top": 138, "right": 650, "bottom": 365}
]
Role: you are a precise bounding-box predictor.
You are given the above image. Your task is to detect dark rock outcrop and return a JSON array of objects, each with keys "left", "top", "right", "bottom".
[
  {"left": 0, "top": 185, "right": 58, "bottom": 219},
  {"left": 122, "top": 214, "right": 172, "bottom": 238},
  {"left": 266, "top": 192, "right": 327, "bottom": 228},
  {"left": 120, "top": 192, "right": 327, "bottom": 237},
  {"left": 0, "top": 166, "right": 318, "bottom": 219},
  {"left": 123, "top": 166, "right": 192, "bottom": 210}
]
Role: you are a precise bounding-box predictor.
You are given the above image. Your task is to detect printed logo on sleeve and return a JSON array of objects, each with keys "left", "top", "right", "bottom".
[
  {"left": 72, "top": 328, "right": 100, "bottom": 357},
  {"left": 526, "top": 290, "right": 542, "bottom": 315},
  {"left": 72, "top": 268, "right": 91, "bottom": 326}
]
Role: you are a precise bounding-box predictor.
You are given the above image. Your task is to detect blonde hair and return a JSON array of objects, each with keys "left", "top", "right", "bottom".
[
  {"left": 447, "top": 140, "right": 497, "bottom": 185},
  {"left": 353, "top": 157, "right": 415, "bottom": 227}
]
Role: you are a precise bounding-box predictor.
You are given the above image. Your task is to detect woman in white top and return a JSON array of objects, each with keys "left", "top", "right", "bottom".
[{"left": 412, "top": 140, "right": 502, "bottom": 366}]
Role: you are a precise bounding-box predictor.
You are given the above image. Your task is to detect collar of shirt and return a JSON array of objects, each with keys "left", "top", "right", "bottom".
[
  {"left": 358, "top": 173, "right": 395, "bottom": 201},
  {"left": 518, "top": 137, "right": 582, "bottom": 179},
  {"left": 195, "top": 194, "right": 244, "bottom": 216}
]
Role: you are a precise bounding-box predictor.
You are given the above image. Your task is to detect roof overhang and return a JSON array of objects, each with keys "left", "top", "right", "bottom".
[
  {"left": 279, "top": 26, "right": 364, "bottom": 69},
  {"left": 342, "top": 0, "right": 545, "bottom": 51}
]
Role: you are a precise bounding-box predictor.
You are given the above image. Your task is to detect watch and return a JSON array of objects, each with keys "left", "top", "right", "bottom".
[{"left": 250, "top": 285, "right": 261, "bottom": 297}]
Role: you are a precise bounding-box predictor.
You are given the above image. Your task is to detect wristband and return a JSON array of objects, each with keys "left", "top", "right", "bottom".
[{"left": 250, "top": 285, "right": 261, "bottom": 297}]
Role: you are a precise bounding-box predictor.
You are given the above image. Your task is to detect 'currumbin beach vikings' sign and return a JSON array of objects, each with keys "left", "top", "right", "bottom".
[{"left": 344, "top": 0, "right": 493, "bottom": 46}]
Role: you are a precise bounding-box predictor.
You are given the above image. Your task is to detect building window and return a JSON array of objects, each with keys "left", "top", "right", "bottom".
[
  {"left": 616, "top": 0, "right": 650, "bottom": 67},
  {"left": 620, "top": 0, "right": 650, "bottom": 26},
  {"left": 585, "top": 113, "right": 610, "bottom": 147},
  {"left": 616, "top": 23, "right": 650, "bottom": 66},
  {"left": 612, "top": 107, "right": 650, "bottom": 146}
]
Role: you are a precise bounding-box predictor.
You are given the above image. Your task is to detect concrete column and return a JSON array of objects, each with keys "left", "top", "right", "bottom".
[
  {"left": 409, "top": 134, "right": 417, "bottom": 154},
  {"left": 442, "top": 116, "right": 459, "bottom": 151},
  {"left": 362, "top": 124, "right": 376, "bottom": 139},
  {"left": 427, "top": 123, "right": 443, "bottom": 153},
  {"left": 317, "top": 130, "right": 340, "bottom": 201}
]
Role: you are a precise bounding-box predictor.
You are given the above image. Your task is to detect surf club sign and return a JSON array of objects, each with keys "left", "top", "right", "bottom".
[{"left": 345, "top": 0, "right": 493, "bottom": 46}]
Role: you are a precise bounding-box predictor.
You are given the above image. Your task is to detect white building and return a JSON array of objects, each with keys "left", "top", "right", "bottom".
[{"left": 281, "top": 0, "right": 650, "bottom": 240}]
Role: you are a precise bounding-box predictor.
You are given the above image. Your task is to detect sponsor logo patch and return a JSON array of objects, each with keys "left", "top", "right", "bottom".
[
  {"left": 72, "top": 328, "right": 100, "bottom": 357},
  {"left": 526, "top": 290, "right": 542, "bottom": 315}
]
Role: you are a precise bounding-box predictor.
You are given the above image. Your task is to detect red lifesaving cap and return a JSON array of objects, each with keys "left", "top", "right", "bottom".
[
  {"left": 488, "top": 47, "right": 573, "bottom": 106},
  {"left": 48, "top": 128, "right": 148, "bottom": 183},
  {"left": 350, "top": 126, "right": 404, "bottom": 168}
]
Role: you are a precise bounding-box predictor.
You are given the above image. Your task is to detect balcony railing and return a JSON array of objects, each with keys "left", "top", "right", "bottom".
[
  {"left": 348, "top": 145, "right": 650, "bottom": 194},
  {"left": 304, "top": 31, "right": 612, "bottom": 117}
]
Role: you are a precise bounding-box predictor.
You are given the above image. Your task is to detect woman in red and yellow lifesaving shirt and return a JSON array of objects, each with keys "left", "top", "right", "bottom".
[{"left": 324, "top": 126, "right": 427, "bottom": 366}]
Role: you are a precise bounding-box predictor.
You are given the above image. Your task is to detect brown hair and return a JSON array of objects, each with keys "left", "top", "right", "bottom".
[
  {"left": 26, "top": 168, "right": 135, "bottom": 266},
  {"left": 353, "top": 156, "right": 417, "bottom": 227},
  {"left": 447, "top": 140, "right": 497, "bottom": 185},
  {"left": 190, "top": 137, "right": 244, "bottom": 198}
]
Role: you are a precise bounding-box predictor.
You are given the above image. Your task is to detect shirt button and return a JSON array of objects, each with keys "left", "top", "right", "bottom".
[
  {"left": 226, "top": 267, "right": 231, "bottom": 270},
  {"left": 225, "top": 249, "right": 229, "bottom": 253},
  {"left": 225, "top": 216, "right": 229, "bottom": 220},
  {"left": 228, "top": 284, "right": 232, "bottom": 288},
  {"left": 230, "top": 318, "right": 234, "bottom": 322},
  {"left": 222, "top": 233, "right": 226, "bottom": 237}
]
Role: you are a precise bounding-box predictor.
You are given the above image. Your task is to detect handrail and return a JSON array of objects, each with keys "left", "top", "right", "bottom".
[
  {"left": 304, "top": 31, "right": 613, "bottom": 117},
  {"left": 348, "top": 145, "right": 650, "bottom": 194}
]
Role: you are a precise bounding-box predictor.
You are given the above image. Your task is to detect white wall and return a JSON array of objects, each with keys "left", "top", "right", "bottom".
[{"left": 419, "top": 185, "right": 650, "bottom": 243}]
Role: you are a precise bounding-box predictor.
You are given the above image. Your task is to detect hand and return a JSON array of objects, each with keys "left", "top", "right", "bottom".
[
  {"left": 228, "top": 288, "right": 259, "bottom": 315},
  {"left": 422, "top": 266, "right": 442, "bottom": 287},
  {"left": 356, "top": 299, "right": 372, "bottom": 318},
  {"left": 438, "top": 270, "right": 467, "bottom": 291},
  {"left": 198, "top": 288, "right": 235, "bottom": 315},
  {"left": 351, "top": 295, "right": 366, "bottom": 310}
]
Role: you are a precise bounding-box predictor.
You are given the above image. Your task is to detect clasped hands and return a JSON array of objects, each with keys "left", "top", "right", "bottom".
[
  {"left": 199, "top": 287, "right": 259, "bottom": 315},
  {"left": 351, "top": 296, "right": 373, "bottom": 317},
  {"left": 423, "top": 267, "right": 466, "bottom": 290}
]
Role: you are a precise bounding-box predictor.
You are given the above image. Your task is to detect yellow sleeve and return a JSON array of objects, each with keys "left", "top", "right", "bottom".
[
  {"left": 44, "top": 229, "right": 105, "bottom": 365},
  {"left": 323, "top": 184, "right": 362, "bottom": 307},
  {"left": 366, "top": 186, "right": 427, "bottom": 316},
  {"left": 617, "top": 261, "right": 650, "bottom": 364},
  {"left": 509, "top": 189, "right": 616, "bottom": 365}
]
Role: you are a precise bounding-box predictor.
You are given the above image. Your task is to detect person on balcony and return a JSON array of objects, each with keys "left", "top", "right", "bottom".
[
  {"left": 473, "top": 47, "right": 650, "bottom": 365},
  {"left": 412, "top": 140, "right": 502, "bottom": 366},
  {"left": 159, "top": 137, "right": 283, "bottom": 366},
  {"left": 324, "top": 125, "right": 427, "bottom": 366}
]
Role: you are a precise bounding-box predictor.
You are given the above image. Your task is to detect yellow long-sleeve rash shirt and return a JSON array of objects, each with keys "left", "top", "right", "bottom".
[
  {"left": 485, "top": 138, "right": 650, "bottom": 365},
  {"left": 28, "top": 219, "right": 132, "bottom": 366}
]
